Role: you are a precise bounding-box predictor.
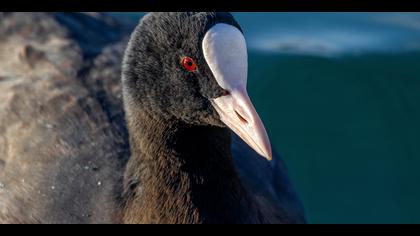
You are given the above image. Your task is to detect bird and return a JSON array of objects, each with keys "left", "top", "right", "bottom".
[{"left": 0, "top": 12, "right": 306, "bottom": 224}]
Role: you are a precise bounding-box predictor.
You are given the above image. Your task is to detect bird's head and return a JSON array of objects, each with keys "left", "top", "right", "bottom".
[{"left": 122, "top": 12, "right": 272, "bottom": 160}]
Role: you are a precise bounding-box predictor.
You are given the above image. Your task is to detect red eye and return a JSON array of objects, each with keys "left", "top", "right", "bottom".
[{"left": 181, "top": 57, "right": 197, "bottom": 72}]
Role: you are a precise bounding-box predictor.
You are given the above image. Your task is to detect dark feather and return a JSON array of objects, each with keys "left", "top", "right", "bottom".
[{"left": 0, "top": 12, "right": 305, "bottom": 224}]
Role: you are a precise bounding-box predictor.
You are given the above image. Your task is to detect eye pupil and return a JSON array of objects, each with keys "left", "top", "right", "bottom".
[{"left": 181, "top": 57, "right": 197, "bottom": 72}]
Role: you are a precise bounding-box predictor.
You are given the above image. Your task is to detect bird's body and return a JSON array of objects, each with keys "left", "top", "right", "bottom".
[{"left": 0, "top": 12, "right": 305, "bottom": 224}]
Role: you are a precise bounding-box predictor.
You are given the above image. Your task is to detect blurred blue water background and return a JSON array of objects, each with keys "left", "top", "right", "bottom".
[{"left": 111, "top": 12, "right": 420, "bottom": 223}]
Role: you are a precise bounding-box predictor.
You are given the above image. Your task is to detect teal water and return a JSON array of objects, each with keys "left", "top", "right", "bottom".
[
  {"left": 248, "top": 52, "right": 420, "bottom": 223},
  {"left": 112, "top": 13, "right": 420, "bottom": 223}
]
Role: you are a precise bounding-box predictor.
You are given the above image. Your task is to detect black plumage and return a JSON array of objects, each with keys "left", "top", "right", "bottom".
[{"left": 0, "top": 12, "right": 306, "bottom": 224}]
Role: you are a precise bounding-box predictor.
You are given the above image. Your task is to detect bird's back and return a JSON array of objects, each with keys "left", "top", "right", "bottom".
[{"left": 0, "top": 12, "right": 128, "bottom": 224}]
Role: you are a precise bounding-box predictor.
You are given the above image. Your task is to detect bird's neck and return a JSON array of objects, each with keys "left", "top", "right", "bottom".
[{"left": 122, "top": 111, "right": 264, "bottom": 224}]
